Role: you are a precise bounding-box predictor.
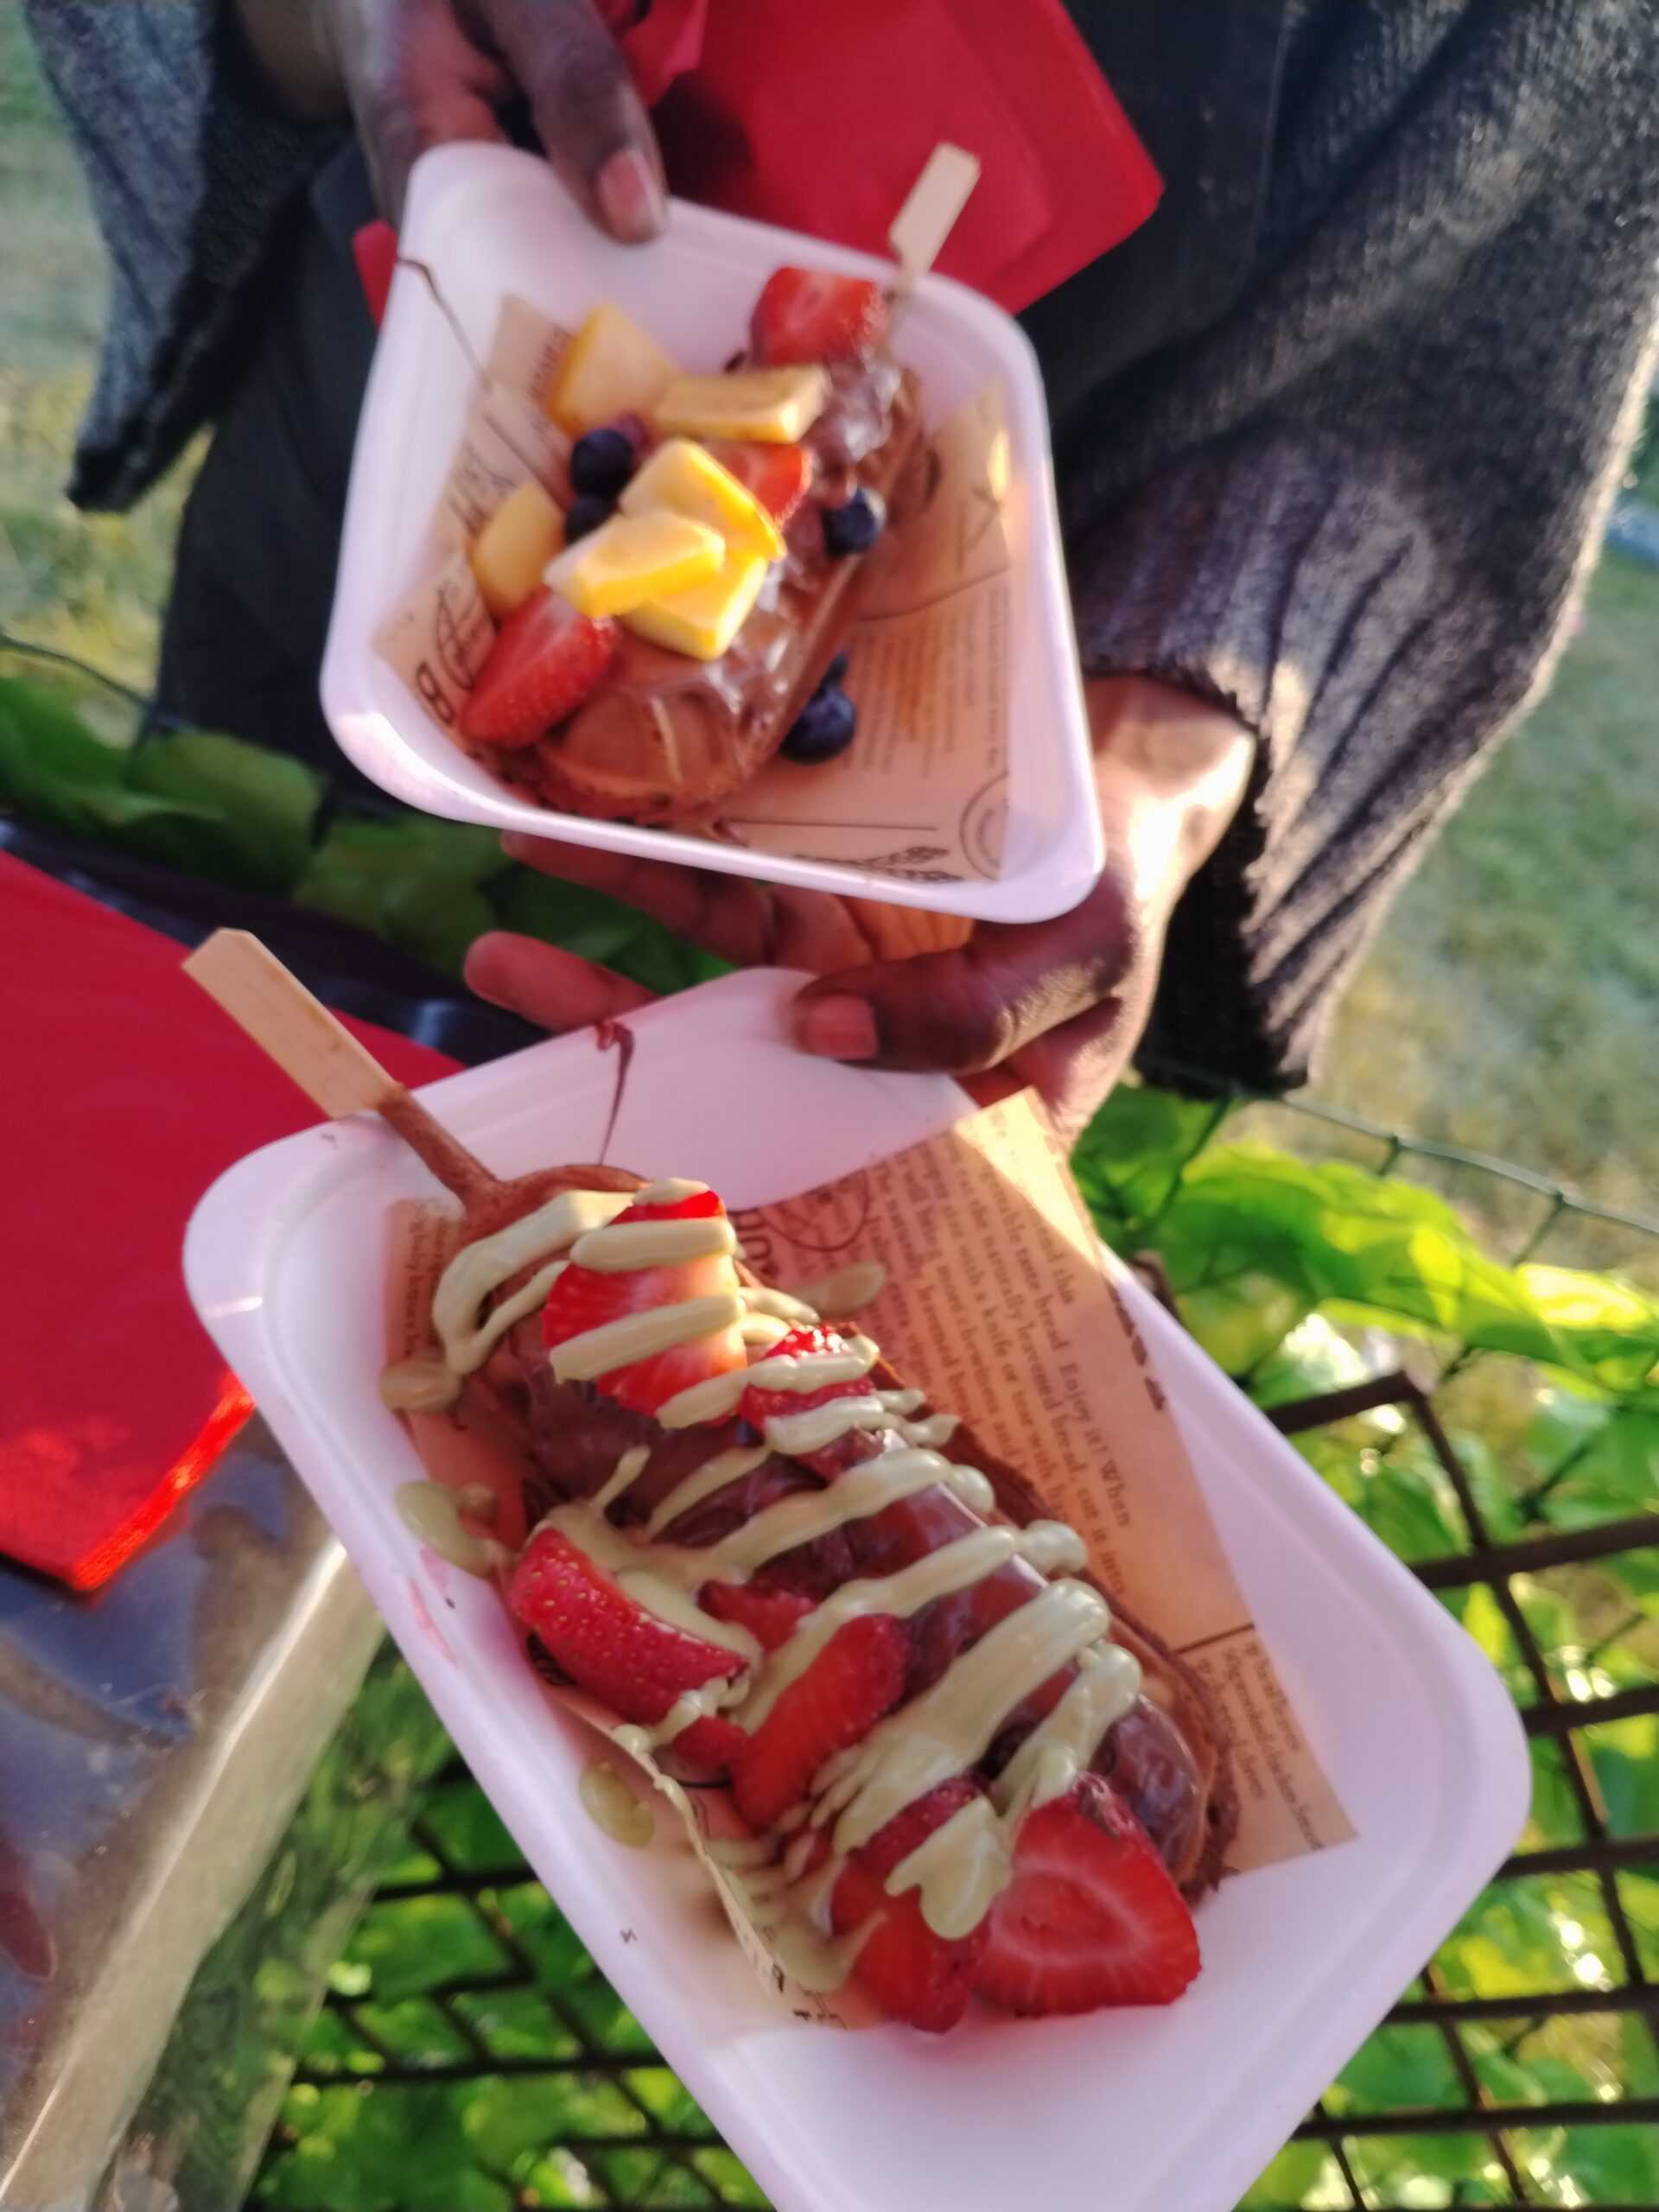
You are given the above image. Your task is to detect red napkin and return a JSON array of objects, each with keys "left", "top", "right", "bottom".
[
  {"left": 357, "top": 5, "right": 1158, "bottom": 328},
  {"left": 614, "top": 0, "right": 1160, "bottom": 312},
  {"left": 0, "top": 860, "right": 454, "bottom": 1590}
]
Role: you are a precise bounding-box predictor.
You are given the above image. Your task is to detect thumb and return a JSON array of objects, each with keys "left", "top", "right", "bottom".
[
  {"left": 786, "top": 873, "right": 1142, "bottom": 1077},
  {"left": 480, "top": 0, "right": 666, "bottom": 242}
]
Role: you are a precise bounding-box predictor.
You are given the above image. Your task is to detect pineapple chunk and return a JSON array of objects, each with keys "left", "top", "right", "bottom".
[
  {"left": 620, "top": 438, "right": 784, "bottom": 563},
  {"left": 654, "top": 367, "right": 829, "bottom": 444},
  {"left": 548, "top": 512, "right": 725, "bottom": 619},
  {"left": 468, "top": 478, "right": 565, "bottom": 619},
  {"left": 546, "top": 304, "right": 679, "bottom": 435},
  {"left": 623, "top": 549, "right": 769, "bottom": 661}
]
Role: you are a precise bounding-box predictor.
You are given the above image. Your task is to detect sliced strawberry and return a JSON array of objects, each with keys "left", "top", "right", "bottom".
[
  {"left": 702, "top": 438, "right": 815, "bottom": 524},
  {"left": 831, "top": 1779, "right": 988, "bottom": 2032},
  {"left": 701, "top": 1577, "right": 816, "bottom": 1653},
  {"left": 741, "top": 1325, "right": 874, "bottom": 1433},
  {"left": 508, "top": 1525, "right": 742, "bottom": 1725},
  {"left": 670, "top": 1713, "right": 748, "bottom": 1775},
  {"left": 541, "top": 1189, "right": 747, "bottom": 1418},
  {"left": 732, "top": 1613, "right": 908, "bottom": 1830},
  {"left": 461, "top": 585, "right": 618, "bottom": 748},
  {"left": 623, "top": 1188, "right": 725, "bottom": 1220},
  {"left": 976, "top": 1774, "right": 1200, "bottom": 2015},
  {"left": 752, "top": 267, "right": 887, "bottom": 365},
  {"left": 855, "top": 1777, "right": 987, "bottom": 1884}
]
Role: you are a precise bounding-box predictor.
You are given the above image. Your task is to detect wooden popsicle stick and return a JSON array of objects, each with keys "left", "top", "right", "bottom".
[
  {"left": 182, "top": 929, "right": 499, "bottom": 1205},
  {"left": 185, "top": 930, "right": 401, "bottom": 1118},
  {"left": 888, "top": 143, "right": 981, "bottom": 306}
]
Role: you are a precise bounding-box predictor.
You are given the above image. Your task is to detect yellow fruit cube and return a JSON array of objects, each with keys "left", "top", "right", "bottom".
[
  {"left": 653, "top": 367, "right": 829, "bottom": 444},
  {"left": 620, "top": 438, "right": 784, "bottom": 563},
  {"left": 622, "top": 549, "right": 769, "bottom": 661},
  {"left": 468, "top": 478, "right": 566, "bottom": 619},
  {"left": 549, "top": 512, "right": 725, "bottom": 620},
  {"left": 546, "top": 303, "right": 679, "bottom": 435}
]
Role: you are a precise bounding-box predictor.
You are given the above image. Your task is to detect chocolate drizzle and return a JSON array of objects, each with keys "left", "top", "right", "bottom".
[
  {"left": 594, "top": 1018, "right": 637, "bottom": 1166},
  {"left": 394, "top": 256, "right": 487, "bottom": 385}
]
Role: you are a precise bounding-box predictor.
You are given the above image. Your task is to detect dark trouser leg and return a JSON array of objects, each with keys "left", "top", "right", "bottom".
[{"left": 152, "top": 143, "right": 379, "bottom": 792}]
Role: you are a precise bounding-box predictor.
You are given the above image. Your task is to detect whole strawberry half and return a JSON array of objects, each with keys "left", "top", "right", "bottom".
[
  {"left": 508, "top": 1525, "right": 743, "bottom": 1725},
  {"left": 831, "top": 1778, "right": 990, "bottom": 2033},
  {"left": 751, "top": 268, "right": 887, "bottom": 365},
  {"left": 976, "top": 1773, "right": 1200, "bottom": 2015},
  {"left": 461, "top": 584, "right": 618, "bottom": 748},
  {"left": 541, "top": 1187, "right": 747, "bottom": 1418}
]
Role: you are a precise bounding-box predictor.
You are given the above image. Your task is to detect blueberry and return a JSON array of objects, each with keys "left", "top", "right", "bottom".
[
  {"left": 782, "top": 685, "right": 857, "bottom": 764},
  {"left": 569, "top": 428, "right": 636, "bottom": 498},
  {"left": 823, "top": 648, "right": 850, "bottom": 688},
  {"left": 564, "top": 493, "right": 613, "bottom": 542},
  {"left": 821, "top": 488, "right": 886, "bottom": 558}
]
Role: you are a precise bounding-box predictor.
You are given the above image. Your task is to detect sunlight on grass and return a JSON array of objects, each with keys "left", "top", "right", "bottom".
[{"left": 1315, "top": 547, "right": 1659, "bottom": 1220}]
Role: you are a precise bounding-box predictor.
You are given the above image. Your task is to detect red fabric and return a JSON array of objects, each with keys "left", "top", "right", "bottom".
[
  {"left": 612, "top": 0, "right": 1160, "bottom": 312},
  {"left": 353, "top": 219, "right": 398, "bottom": 329},
  {"left": 0, "top": 859, "right": 456, "bottom": 1589}
]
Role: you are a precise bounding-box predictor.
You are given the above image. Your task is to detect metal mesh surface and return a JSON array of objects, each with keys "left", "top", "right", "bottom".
[{"left": 253, "top": 1090, "right": 1659, "bottom": 2212}]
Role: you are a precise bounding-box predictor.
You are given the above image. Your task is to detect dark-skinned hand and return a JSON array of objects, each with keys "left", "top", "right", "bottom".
[
  {"left": 465, "top": 679, "right": 1255, "bottom": 1141},
  {"left": 235, "top": 0, "right": 666, "bottom": 238}
]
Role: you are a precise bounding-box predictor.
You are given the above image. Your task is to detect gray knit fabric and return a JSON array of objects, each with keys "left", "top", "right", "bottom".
[
  {"left": 23, "top": 0, "right": 1659, "bottom": 1090},
  {"left": 22, "top": 0, "right": 329, "bottom": 508},
  {"left": 1067, "top": 1, "right": 1659, "bottom": 1085}
]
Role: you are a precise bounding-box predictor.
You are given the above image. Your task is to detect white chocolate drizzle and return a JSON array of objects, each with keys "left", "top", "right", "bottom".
[
  {"left": 643, "top": 1446, "right": 772, "bottom": 1539},
  {"left": 429, "top": 1177, "right": 1151, "bottom": 1977},
  {"left": 787, "top": 1259, "right": 887, "bottom": 1319},
  {"left": 550, "top": 1292, "right": 745, "bottom": 1384},
  {"left": 432, "top": 1188, "right": 629, "bottom": 1372},
  {"left": 579, "top": 1758, "right": 655, "bottom": 1847},
  {"left": 656, "top": 1335, "right": 879, "bottom": 1429},
  {"left": 570, "top": 1214, "right": 738, "bottom": 1271},
  {"left": 395, "top": 1481, "right": 511, "bottom": 1579},
  {"left": 379, "top": 1354, "right": 462, "bottom": 1414}
]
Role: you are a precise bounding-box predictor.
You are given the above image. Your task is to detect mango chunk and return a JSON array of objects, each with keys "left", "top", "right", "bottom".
[
  {"left": 654, "top": 367, "right": 829, "bottom": 444},
  {"left": 468, "top": 478, "right": 566, "bottom": 619},
  {"left": 546, "top": 304, "right": 679, "bottom": 435},
  {"left": 548, "top": 511, "right": 725, "bottom": 619},
  {"left": 623, "top": 549, "right": 769, "bottom": 661},
  {"left": 620, "top": 437, "right": 784, "bottom": 563}
]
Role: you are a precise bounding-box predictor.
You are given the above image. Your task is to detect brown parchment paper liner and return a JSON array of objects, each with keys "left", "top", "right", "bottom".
[
  {"left": 736, "top": 1095, "right": 1354, "bottom": 1873},
  {"left": 374, "top": 293, "right": 1012, "bottom": 884},
  {"left": 383, "top": 1091, "right": 1351, "bottom": 2025}
]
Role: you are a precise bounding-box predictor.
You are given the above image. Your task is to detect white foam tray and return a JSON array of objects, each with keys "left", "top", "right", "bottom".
[
  {"left": 321, "top": 145, "right": 1102, "bottom": 925},
  {"left": 185, "top": 970, "right": 1528, "bottom": 2212}
]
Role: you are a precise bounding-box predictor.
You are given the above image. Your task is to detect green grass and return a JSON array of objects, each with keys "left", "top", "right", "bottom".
[
  {"left": 0, "top": 2, "right": 197, "bottom": 696},
  {"left": 1317, "top": 547, "right": 1659, "bottom": 1224}
]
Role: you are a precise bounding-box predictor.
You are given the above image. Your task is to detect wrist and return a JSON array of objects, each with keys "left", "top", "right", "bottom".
[
  {"left": 230, "top": 0, "right": 346, "bottom": 120},
  {"left": 1085, "top": 676, "right": 1255, "bottom": 916}
]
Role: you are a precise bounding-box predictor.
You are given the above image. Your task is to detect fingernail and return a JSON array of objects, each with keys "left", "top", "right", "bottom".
[
  {"left": 595, "top": 148, "right": 666, "bottom": 242},
  {"left": 461, "top": 937, "right": 503, "bottom": 1000},
  {"left": 792, "top": 995, "right": 879, "bottom": 1061}
]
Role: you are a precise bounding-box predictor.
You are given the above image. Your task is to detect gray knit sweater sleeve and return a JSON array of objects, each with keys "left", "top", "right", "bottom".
[
  {"left": 22, "top": 0, "right": 332, "bottom": 510},
  {"left": 1069, "top": 0, "right": 1659, "bottom": 1090}
]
